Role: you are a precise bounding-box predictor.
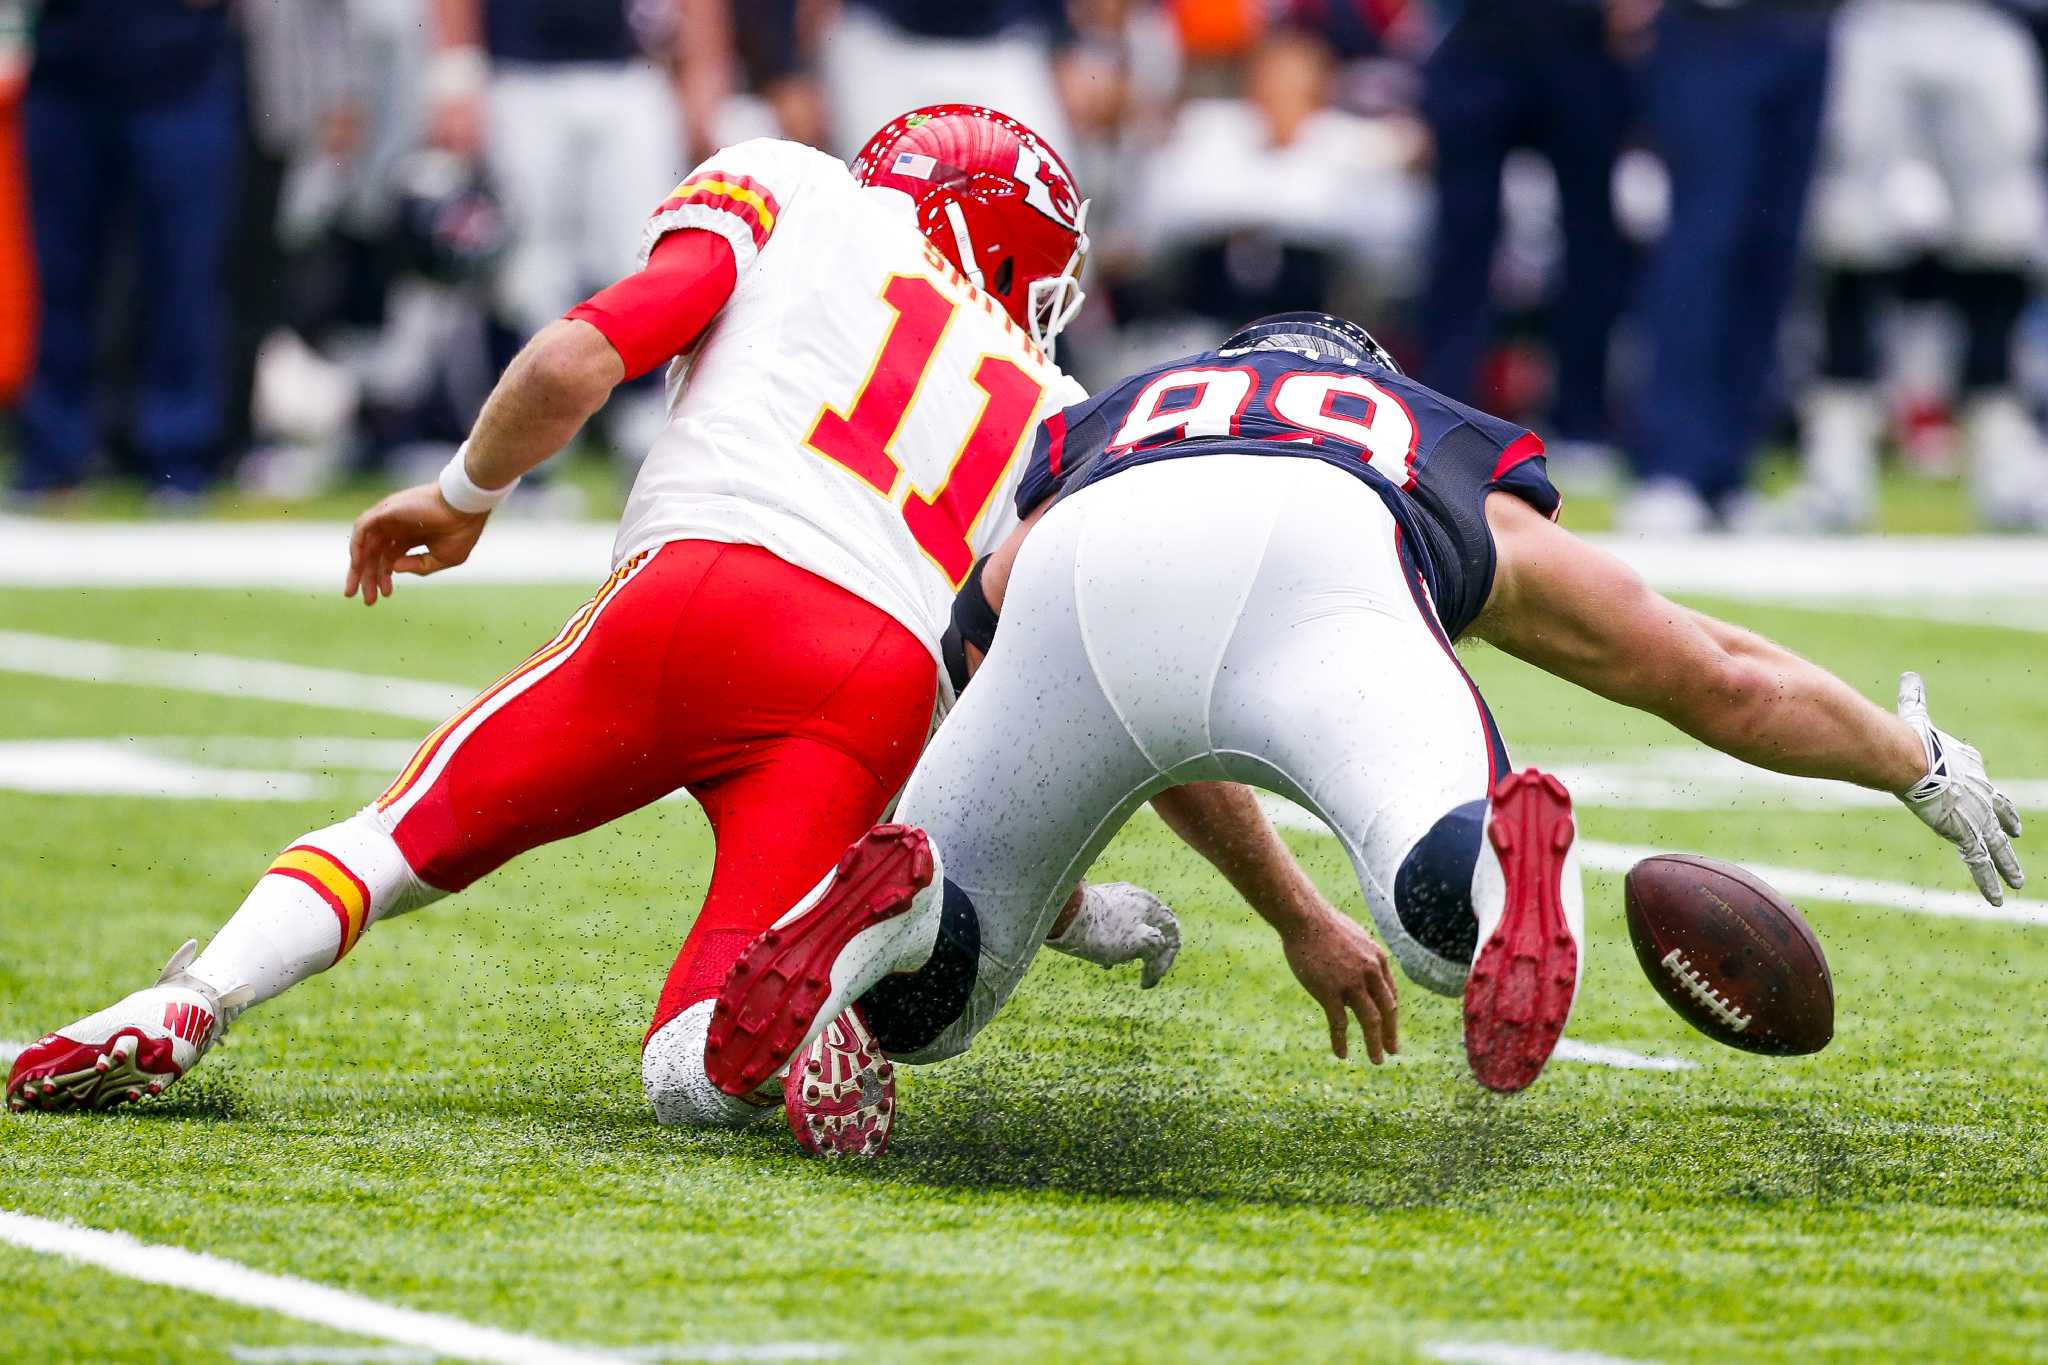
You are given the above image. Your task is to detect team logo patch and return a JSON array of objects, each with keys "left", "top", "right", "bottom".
[
  {"left": 1014, "top": 146, "right": 1080, "bottom": 228},
  {"left": 161, "top": 1001, "right": 215, "bottom": 1046}
]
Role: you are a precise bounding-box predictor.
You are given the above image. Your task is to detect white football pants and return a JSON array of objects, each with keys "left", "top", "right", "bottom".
[
  {"left": 1809, "top": 0, "right": 2047, "bottom": 269},
  {"left": 892, "top": 456, "right": 1505, "bottom": 1063},
  {"left": 485, "top": 61, "right": 683, "bottom": 335},
  {"left": 818, "top": 7, "right": 1073, "bottom": 159}
]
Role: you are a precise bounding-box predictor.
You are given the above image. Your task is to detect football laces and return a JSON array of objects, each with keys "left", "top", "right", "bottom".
[{"left": 1660, "top": 949, "right": 1753, "bottom": 1033}]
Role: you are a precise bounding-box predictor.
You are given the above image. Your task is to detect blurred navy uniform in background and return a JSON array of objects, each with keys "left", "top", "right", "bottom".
[
  {"left": 1626, "top": 0, "right": 1836, "bottom": 531},
  {"left": 1415, "top": 0, "right": 1631, "bottom": 460},
  {"left": 17, "top": 0, "right": 241, "bottom": 498}
]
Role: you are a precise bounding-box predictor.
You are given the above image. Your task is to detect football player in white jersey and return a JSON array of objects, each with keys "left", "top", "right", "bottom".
[{"left": 7, "top": 106, "right": 1214, "bottom": 1131}]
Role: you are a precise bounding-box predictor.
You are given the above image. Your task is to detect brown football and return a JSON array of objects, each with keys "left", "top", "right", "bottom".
[{"left": 1624, "top": 854, "right": 1833, "bottom": 1055}]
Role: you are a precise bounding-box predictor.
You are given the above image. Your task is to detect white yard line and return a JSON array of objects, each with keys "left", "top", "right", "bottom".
[
  {"left": 4, "top": 516, "right": 2047, "bottom": 607},
  {"left": 1426, "top": 1344, "right": 1653, "bottom": 1365},
  {"left": 1254, "top": 798, "right": 2039, "bottom": 926},
  {"left": 4, "top": 629, "right": 2033, "bottom": 925},
  {"left": 0, "top": 1040, "right": 26, "bottom": 1064},
  {"left": 1578, "top": 839, "right": 2045, "bottom": 927},
  {"left": 0, "top": 630, "right": 468, "bottom": 722},
  {"left": 0, "top": 739, "right": 319, "bottom": 801},
  {"left": 229, "top": 1345, "right": 844, "bottom": 1363},
  {"left": 1550, "top": 1041, "right": 1694, "bottom": 1073},
  {"left": 0, "top": 517, "right": 613, "bottom": 589},
  {"left": 0, "top": 1211, "right": 630, "bottom": 1365}
]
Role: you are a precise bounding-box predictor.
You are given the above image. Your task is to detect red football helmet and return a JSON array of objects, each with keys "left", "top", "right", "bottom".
[{"left": 852, "top": 104, "right": 1090, "bottom": 355}]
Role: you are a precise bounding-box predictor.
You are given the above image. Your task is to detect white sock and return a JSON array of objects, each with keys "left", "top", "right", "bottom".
[
  {"left": 188, "top": 809, "right": 441, "bottom": 1007},
  {"left": 643, "top": 1001, "right": 781, "bottom": 1129}
]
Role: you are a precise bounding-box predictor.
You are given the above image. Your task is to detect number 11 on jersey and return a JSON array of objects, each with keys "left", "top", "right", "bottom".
[{"left": 805, "top": 274, "right": 1044, "bottom": 585}]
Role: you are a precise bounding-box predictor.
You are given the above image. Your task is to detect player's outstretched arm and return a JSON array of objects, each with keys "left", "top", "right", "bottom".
[
  {"left": 1479, "top": 493, "right": 2024, "bottom": 902},
  {"left": 1151, "top": 782, "right": 1399, "bottom": 1063},
  {"left": 345, "top": 319, "right": 624, "bottom": 605}
]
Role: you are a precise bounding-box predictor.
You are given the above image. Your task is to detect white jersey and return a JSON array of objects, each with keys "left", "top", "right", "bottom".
[{"left": 613, "top": 138, "right": 1086, "bottom": 668}]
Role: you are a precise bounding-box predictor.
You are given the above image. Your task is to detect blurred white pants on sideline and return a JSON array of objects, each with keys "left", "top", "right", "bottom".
[
  {"left": 819, "top": 6, "right": 1070, "bottom": 158},
  {"left": 485, "top": 61, "right": 682, "bottom": 336},
  {"left": 1811, "top": 0, "right": 2046, "bottom": 269}
]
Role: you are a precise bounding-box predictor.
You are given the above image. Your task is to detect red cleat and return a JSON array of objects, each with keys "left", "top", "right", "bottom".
[
  {"left": 705, "top": 824, "right": 937, "bottom": 1099},
  {"left": 784, "top": 1007, "right": 896, "bottom": 1159},
  {"left": 7, "top": 941, "right": 246, "bottom": 1113},
  {"left": 1463, "top": 769, "right": 1583, "bottom": 1094}
]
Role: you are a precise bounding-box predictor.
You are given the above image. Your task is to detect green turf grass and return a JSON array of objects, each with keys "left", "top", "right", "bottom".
[{"left": 2, "top": 585, "right": 2044, "bottom": 1363}]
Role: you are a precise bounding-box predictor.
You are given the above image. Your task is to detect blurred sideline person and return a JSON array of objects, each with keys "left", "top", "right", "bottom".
[
  {"left": 0, "top": 0, "right": 29, "bottom": 406},
  {"left": 820, "top": 0, "right": 1076, "bottom": 158},
  {"left": 1415, "top": 0, "right": 1630, "bottom": 471},
  {"left": 1790, "top": 0, "right": 2048, "bottom": 531},
  {"left": 703, "top": 311, "right": 2025, "bottom": 1158},
  {"left": 13, "top": 0, "right": 243, "bottom": 502},
  {"left": 1113, "top": 27, "right": 1423, "bottom": 353},
  {"left": 1623, "top": 0, "right": 1835, "bottom": 533},
  {"left": 427, "top": 0, "right": 723, "bottom": 463},
  {"left": 8, "top": 107, "right": 1184, "bottom": 1127}
]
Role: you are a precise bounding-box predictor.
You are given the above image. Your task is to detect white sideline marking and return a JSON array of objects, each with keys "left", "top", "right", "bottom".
[
  {"left": 4, "top": 630, "right": 2032, "bottom": 924},
  {"left": 1551, "top": 1040, "right": 1693, "bottom": 1073},
  {"left": 0, "top": 740, "right": 319, "bottom": 801},
  {"left": 1579, "top": 839, "right": 2045, "bottom": 926},
  {"left": 1556, "top": 748, "right": 2048, "bottom": 814},
  {"left": 3, "top": 515, "right": 2047, "bottom": 605},
  {"left": 0, "top": 1210, "right": 631, "bottom": 1365},
  {"left": 0, "top": 1041, "right": 26, "bottom": 1064},
  {"left": 1427, "top": 1344, "right": 1653, "bottom": 1365},
  {"left": 0, "top": 516, "right": 613, "bottom": 588},
  {"left": 1254, "top": 798, "right": 2040, "bottom": 925},
  {"left": 0, "top": 630, "right": 468, "bottom": 721}
]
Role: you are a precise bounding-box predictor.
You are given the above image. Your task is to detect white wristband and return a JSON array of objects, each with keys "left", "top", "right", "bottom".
[{"left": 438, "top": 444, "right": 519, "bottom": 514}]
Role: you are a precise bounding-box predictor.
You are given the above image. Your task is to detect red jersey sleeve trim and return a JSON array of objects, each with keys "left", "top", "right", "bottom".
[
  {"left": 1488, "top": 431, "right": 1546, "bottom": 482},
  {"left": 566, "top": 229, "right": 739, "bottom": 382}
]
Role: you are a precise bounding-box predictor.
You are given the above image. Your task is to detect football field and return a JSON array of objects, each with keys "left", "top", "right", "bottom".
[{"left": 3, "top": 530, "right": 2046, "bottom": 1364}]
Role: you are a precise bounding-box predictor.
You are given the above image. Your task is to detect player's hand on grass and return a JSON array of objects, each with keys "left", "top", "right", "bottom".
[
  {"left": 1280, "top": 910, "right": 1399, "bottom": 1065},
  {"left": 1046, "top": 882, "right": 1182, "bottom": 988},
  {"left": 345, "top": 482, "right": 490, "bottom": 606},
  {"left": 1897, "top": 671, "right": 2024, "bottom": 904}
]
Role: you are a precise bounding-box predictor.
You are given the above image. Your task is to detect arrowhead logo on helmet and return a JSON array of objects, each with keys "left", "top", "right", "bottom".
[{"left": 851, "top": 104, "right": 1091, "bottom": 357}]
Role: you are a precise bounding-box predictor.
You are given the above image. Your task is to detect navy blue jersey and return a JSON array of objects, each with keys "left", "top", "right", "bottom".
[
  {"left": 1016, "top": 347, "right": 1562, "bottom": 638},
  {"left": 484, "top": 0, "right": 637, "bottom": 65}
]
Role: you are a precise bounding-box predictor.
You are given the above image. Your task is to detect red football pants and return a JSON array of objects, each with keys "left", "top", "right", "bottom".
[{"left": 370, "top": 540, "right": 938, "bottom": 1040}]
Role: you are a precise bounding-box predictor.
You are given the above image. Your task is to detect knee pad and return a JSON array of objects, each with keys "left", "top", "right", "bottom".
[
  {"left": 641, "top": 1000, "right": 779, "bottom": 1129},
  {"left": 1392, "top": 800, "right": 1486, "bottom": 983},
  {"left": 858, "top": 878, "right": 981, "bottom": 1057}
]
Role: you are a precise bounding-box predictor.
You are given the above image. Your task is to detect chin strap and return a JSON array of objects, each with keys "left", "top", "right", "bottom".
[{"left": 942, "top": 201, "right": 984, "bottom": 290}]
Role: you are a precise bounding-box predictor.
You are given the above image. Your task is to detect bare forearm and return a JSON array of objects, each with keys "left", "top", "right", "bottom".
[
  {"left": 433, "top": 0, "right": 480, "bottom": 50},
  {"left": 1150, "top": 782, "right": 1324, "bottom": 936},
  {"left": 463, "top": 320, "right": 624, "bottom": 488},
  {"left": 1670, "top": 613, "right": 1926, "bottom": 794}
]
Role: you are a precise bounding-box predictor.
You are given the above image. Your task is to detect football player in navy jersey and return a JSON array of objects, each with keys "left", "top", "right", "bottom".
[{"left": 705, "top": 313, "right": 2025, "bottom": 1157}]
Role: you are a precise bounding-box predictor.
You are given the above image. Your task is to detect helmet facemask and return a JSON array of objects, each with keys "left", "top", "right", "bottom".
[{"left": 1027, "top": 200, "right": 1089, "bottom": 358}]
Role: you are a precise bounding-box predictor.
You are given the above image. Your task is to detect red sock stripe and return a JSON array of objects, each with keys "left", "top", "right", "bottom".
[{"left": 283, "top": 844, "right": 370, "bottom": 912}]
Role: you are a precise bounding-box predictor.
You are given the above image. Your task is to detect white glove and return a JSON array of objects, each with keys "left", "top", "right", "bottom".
[
  {"left": 1046, "top": 882, "right": 1182, "bottom": 989},
  {"left": 1896, "top": 671, "right": 2025, "bottom": 905}
]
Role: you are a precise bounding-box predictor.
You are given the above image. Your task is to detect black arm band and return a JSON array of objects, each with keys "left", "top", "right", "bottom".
[{"left": 942, "top": 556, "right": 1001, "bottom": 694}]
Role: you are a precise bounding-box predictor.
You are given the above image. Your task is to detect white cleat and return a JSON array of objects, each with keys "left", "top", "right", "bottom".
[{"left": 6, "top": 941, "right": 251, "bottom": 1114}]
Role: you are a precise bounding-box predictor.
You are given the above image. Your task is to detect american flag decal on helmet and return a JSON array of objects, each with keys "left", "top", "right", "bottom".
[{"left": 891, "top": 152, "right": 937, "bottom": 180}]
